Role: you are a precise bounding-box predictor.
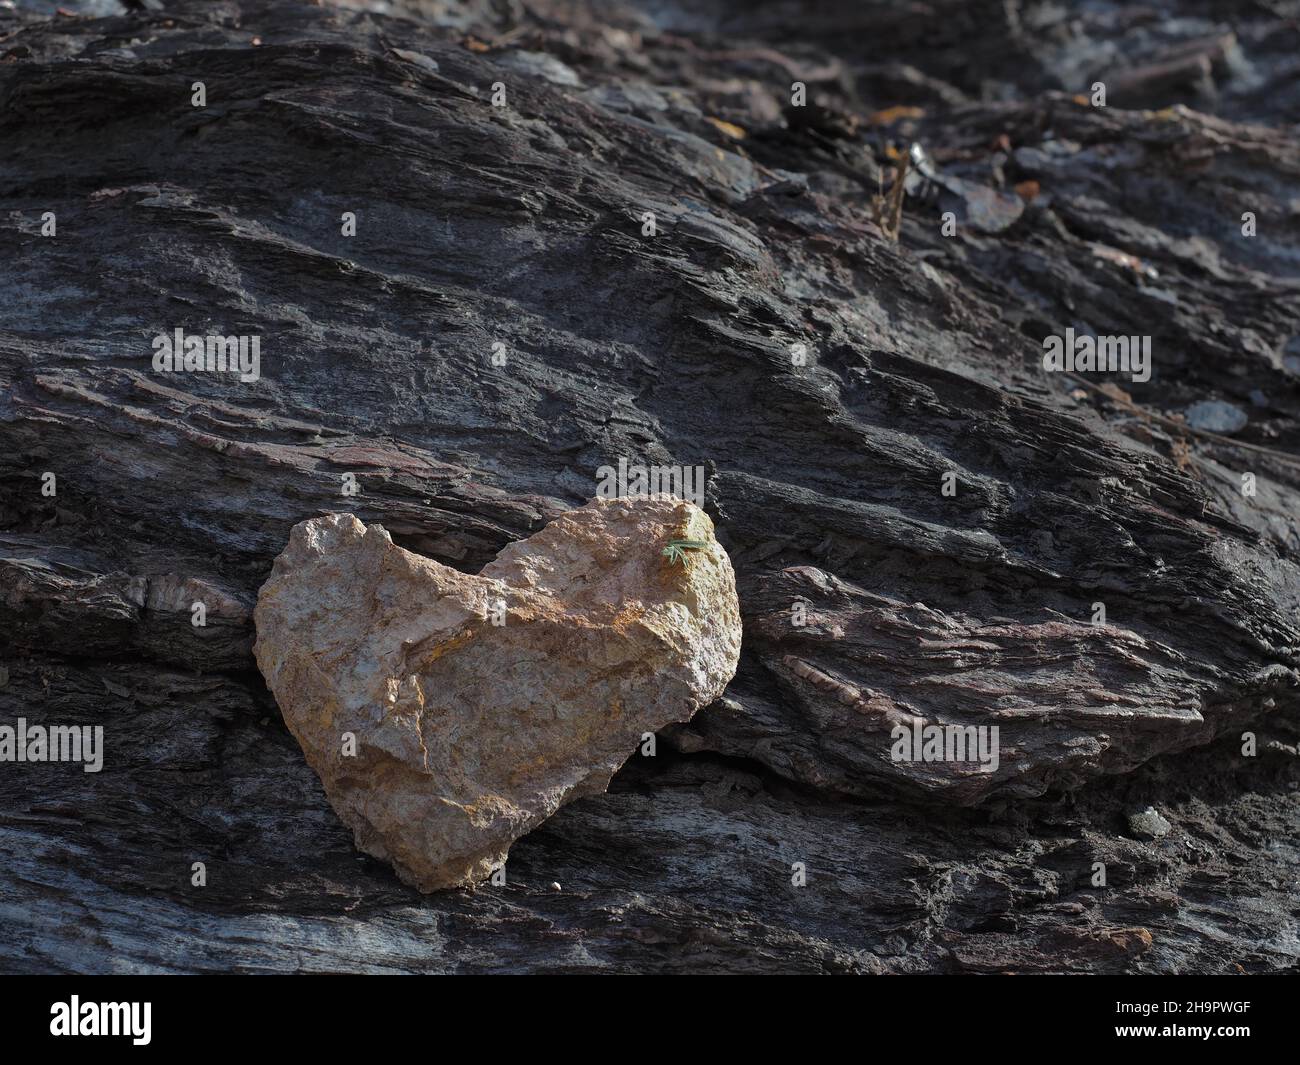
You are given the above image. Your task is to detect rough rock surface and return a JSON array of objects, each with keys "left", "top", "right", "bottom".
[
  {"left": 2, "top": 0, "right": 1300, "bottom": 973},
  {"left": 253, "top": 498, "right": 741, "bottom": 890}
]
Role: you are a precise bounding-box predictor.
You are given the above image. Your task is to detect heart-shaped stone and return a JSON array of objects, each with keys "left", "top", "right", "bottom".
[{"left": 253, "top": 496, "right": 742, "bottom": 890}]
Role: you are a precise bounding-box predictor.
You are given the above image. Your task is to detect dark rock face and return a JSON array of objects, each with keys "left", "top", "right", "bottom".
[{"left": 1, "top": 0, "right": 1298, "bottom": 973}]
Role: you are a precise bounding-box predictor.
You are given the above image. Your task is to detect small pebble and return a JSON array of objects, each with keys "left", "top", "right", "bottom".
[
  {"left": 1281, "top": 335, "right": 1300, "bottom": 376},
  {"left": 1127, "top": 805, "right": 1171, "bottom": 840},
  {"left": 391, "top": 48, "right": 440, "bottom": 74},
  {"left": 1184, "top": 399, "right": 1247, "bottom": 435}
]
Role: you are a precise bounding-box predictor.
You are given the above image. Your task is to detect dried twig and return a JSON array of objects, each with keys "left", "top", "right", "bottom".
[
  {"left": 1064, "top": 372, "right": 1300, "bottom": 473},
  {"left": 872, "top": 146, "right": 910, "bottom": 242}
]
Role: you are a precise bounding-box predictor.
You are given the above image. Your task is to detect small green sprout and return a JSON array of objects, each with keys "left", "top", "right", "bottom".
[{"left": 662, "top": 538, "right": 709, "bottom": 566}]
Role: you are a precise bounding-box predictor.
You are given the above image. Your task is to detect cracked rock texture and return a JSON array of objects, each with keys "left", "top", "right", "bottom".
[
  {"left": 253, "top": 498, "right": 741, "bottom": 891},
  {"left": 2, "top": 0, "right": 1300, "bottom": 973}
]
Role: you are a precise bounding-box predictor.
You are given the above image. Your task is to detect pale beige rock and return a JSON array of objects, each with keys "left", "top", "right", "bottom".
[{"left": 253, "top": 496, "right": 742, "bottom": 891}]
